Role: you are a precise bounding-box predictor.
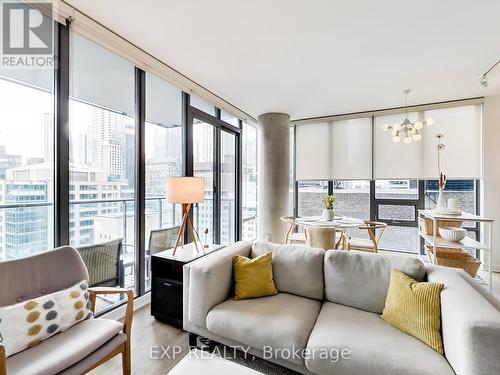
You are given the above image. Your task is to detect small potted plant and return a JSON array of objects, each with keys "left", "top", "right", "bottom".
[{"left": 322, "top": 195, "right": 336, "bottom": 221}]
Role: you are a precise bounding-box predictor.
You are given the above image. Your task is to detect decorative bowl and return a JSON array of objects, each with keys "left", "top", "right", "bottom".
[{"left": 438, "top": 227, "right": 467, "bottom": 242}]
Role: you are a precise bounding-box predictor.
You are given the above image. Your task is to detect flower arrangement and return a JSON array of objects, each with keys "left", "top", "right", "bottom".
[{"left": 322, "top": 195, "right": 336, "bottom": 210}]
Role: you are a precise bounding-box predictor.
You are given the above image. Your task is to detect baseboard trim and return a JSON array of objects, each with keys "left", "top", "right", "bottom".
[{"left": 101, "top": 292, "right": 151, "bottom": 321}]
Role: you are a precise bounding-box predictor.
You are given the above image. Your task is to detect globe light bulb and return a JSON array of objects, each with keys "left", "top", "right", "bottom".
[
  {"left": 382, "top": 123, "right": 390, "bottom": 131},
  {"left": 426, "top": 118, "right": 434, "bottom": 126},
  {"left": 392, "top": 136, "right": 400, "bottom": 143},
  {"left": 394, "top": 123, "right": 402, "bottom": 131},
  {"left": 413, "top": 133, "right": 422, "bottom": 141},
  {"left": 404, "top": 136, "right": 412, "bottom": 144},
  {"left": 414, "top": 121, "right": 423, "bottom": 130}
]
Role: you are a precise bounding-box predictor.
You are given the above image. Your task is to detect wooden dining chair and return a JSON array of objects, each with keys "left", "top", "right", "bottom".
[
  {"left": 280, "top": 216, "right": 306, "bottom": 245},
  {"left": 305, "top": 226, "right": 346, "bottom": 250},
  {"left": 347, "top": 220, "right": 387, "bottom": 253}
]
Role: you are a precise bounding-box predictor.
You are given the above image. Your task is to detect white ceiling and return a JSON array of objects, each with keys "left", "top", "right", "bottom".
[{"left": 65, "top": 0, "right": 500, "bottom": 120}]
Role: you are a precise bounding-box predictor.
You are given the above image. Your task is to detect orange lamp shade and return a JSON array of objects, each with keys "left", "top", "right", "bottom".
[{"left": 165, "top": 177, "right": 205, "bottom": 204}]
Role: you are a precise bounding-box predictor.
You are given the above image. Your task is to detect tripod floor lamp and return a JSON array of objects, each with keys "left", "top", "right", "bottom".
[{"left": 165, "top": 176, "right": 205, "bottom": 255}]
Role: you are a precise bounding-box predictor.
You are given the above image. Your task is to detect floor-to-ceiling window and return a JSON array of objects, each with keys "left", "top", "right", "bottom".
[
  {"left": 0, "top": 71, "right": 55, "bottom": 260},
  {"left": 192, "top": 118, "right": 215, "bottom": 244},
  {"left": 242, "top": 122, "right": 257, "bottom": 240},
  {"left": 220, "top": 131, "right": 237, "bottom": 244},
  {"left": 190, "top": 100, "right": 241, "bottom": 245},
  {"left": 144, "top": 72, "right": 183, "bottom": 289},
  {"left": 0, "top": 2, "right": 251, "bottom": 314},
  {"left": 0, "top": 8, "right": 55, "bottom": 261},
  {"left": 69, "top": 32, "right": 136, "bottom": 311}
]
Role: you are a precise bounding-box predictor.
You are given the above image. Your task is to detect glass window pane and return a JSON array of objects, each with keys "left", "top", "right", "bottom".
[
  {"left": 375, "top": 179, "right": 419, "bottom": 200},
  {"left": 220, "top": 132, "right": 236, "bottom": 244},
  {"left": 331, "top": 180, "right": 370, "bottom": 240},
  {"left": 69, "top": 32, "right": 135, "bottom": 312},
  {"left": 144, "top": 72, "right": 183, "bottom": 290},
  {"left": 425, "top": 179, "right": 477, "bottom": 228},
  {"left": 190, "top": 95, "right": 216, "bottom": 116},
  {"left": 297, "top": 181, "right": 329, "bottom": 217},
  {"left": 0, "top": 26, "right": 55, "bottom": 260},
  {"left": 242, "top": 123, "right": 257, "bottom": 241},
  {"left": 221, "top": 110, "right": 239, "bottom": 127},
  {"left": 378, "top": 204, "right": 416, "bottom": 222},
  {"left": 193, "top": 121, "right": 214, "bottom": 243},
  {"left": 332, "top": 180, "right": 370, "bottom": 220},
  {"left": 378, "top": 226, "right": 420, "bottom": 254}
]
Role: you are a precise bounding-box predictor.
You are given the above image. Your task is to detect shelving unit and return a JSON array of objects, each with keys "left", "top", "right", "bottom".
[{"left": 418, "top": 210, "right": 494, "bottom": 292}]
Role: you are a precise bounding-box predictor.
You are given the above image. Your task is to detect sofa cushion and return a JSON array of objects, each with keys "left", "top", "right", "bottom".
[
  {"left": 305, "top": 302, "right": 454, "bottom": 375},
  {"left": 382, "top": 269, "right": 444, "bottom": 353},
  {"left": 6, "top": 318, "right": 123, "bottom": 375},
  {"left": 206, "top": 293, "right": 322, "bottom": 366},
  {"left": 0, "top": 280, "right": 93, "bottom": 357},
  {"left": 251, "top": 241, "right": 324, "bottom": 300},
  {"left": 233, "top": 252, "right": 278, "bottom": 300},
  {"left": 324, "top": 250, "right": 425, "bottom": 313}
]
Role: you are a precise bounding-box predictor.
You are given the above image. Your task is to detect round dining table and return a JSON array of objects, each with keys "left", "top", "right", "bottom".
[
  {"left": 295, "top": 215, "right": 364, "bottom": 228},
  {"left": 295, "top": 215, "right": 365, "bottom": 249}
]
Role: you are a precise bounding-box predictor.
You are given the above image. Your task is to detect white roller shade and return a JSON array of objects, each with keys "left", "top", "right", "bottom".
[
  {"left": 70, "top": 33, "right": 135, "bottom": 115},
  {"left": 374, "top": 105, "right": 481, "bottom": 179},
  {"left": 422, "top": 105, "right": 481, "bottom": 179},
  {"left": 295, "top": 118, "right": 372, "bottom": 180},
  {"left": 374, "top": 112, "right": 424, "bottom": 179},
  {"left": 146, "top": 72, "right": 182, "bottom": 126}
]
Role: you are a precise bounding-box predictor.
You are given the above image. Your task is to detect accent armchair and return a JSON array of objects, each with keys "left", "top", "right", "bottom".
[{"left": 0, "top": 246, "right": 133, "bottom": 375}]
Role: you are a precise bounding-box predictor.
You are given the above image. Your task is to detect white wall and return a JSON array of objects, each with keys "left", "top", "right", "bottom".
[{"left": 482, "top": 95, "right": 500, "bottom": 271}]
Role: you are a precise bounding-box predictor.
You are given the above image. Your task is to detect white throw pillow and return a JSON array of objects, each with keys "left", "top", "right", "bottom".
[{"left": 0, "top": 280, "right": 92, "bottom": 357}]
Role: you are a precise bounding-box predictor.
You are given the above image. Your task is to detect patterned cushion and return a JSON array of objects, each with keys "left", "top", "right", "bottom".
[{"left": 0, "top": 280, "right": 92, "bottom": 357}]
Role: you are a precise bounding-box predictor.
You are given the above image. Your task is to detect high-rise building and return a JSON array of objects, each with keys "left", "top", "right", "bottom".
[
  {"left": 0, "top": 145, "right": 22, "bottom": 180},
  {"left": 0, "top": 161, "right": 125, "bottom": 260},
  {"left": 91, "top": 108, "right": 128, "bottom": 180}
]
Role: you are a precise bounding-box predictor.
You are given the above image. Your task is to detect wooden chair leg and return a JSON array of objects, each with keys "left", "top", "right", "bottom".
[
  {"left": 122, "top": 342, "right": 131, "bottom": 375},
  {"left": 0, "top": 345, "right": 6, "bottom": 375}
]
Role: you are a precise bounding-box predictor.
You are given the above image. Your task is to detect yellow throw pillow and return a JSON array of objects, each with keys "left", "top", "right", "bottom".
[
  {"left": 382, "top": 269, "right": 444, "bottom": 354},
  {"left": 233, "top": 252, "right": 278, "bottom": 300}
]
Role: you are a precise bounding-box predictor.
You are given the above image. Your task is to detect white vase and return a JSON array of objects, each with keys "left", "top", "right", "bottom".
[
  {"left": 322, "top": 209, "right": 335, "bottom": 221},
  {"left": 435, "top": 188, "right": 446, "bottom": 212}
]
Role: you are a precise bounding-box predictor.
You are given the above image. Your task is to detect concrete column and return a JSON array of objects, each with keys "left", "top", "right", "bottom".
[{"left": 257, "top": 113, "right": 290, "bottom": 243}]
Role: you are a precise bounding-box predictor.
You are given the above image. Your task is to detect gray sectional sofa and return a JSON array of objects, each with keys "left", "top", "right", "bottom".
[{"left": 183, "top": 241, "right": 500, "bottom": 375}]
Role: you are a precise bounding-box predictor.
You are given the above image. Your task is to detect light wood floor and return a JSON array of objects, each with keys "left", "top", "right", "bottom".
[{"left": 89, "top": 306, "right": 189, "bottom": 375}]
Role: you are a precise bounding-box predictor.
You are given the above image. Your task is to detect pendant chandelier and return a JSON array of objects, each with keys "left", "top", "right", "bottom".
[{"left": 382, "top": 89, "right": 434, "bottom": 144}]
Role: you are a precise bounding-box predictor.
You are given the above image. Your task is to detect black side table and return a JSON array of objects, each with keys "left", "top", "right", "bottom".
[{"left": 151, "top": 243, "right": 223, "bottom": 329}]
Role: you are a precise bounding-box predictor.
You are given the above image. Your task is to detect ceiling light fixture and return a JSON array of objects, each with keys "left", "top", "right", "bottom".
[
  {"left": 382, "top": 89, "right": 433, "bottom": 144},
  {"left": 481, "top": 57, "right": 500, "bottom": 88}
]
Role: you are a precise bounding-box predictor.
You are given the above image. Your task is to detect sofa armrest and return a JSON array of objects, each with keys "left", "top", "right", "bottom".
[
  {"left": 183, "top": 241, "right": 252, "bottom": 330},
  {"left": 427, "top": 265, "right": 500, "bottom": 375},
  {"left": 0, "top": 344, "right": 5, "bottom": 375},
  {"left": 88, "top": 287, "right": 134, "bottom": 337}
]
